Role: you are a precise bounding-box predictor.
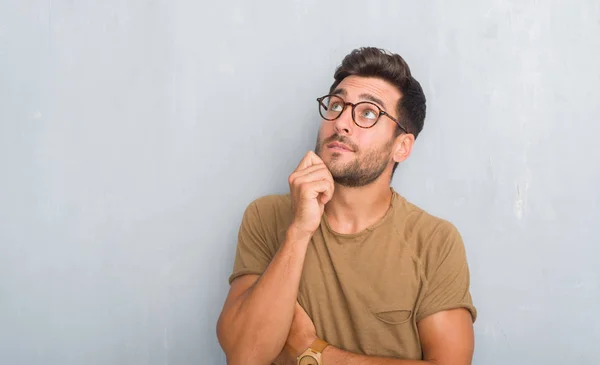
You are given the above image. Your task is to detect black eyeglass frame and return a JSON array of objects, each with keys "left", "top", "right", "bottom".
[{"left": 316, "top": 94, "right": 409, "bottom": 134}]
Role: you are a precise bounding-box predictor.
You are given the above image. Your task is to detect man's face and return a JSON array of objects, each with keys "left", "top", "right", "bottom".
[{"left": 315, "top": 76, "right": 403, "bottom": 187}]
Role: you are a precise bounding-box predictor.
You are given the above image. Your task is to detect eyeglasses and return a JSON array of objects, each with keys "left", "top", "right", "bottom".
[{"left": 317, "top": 94, "right": 408, "bottom": 133}]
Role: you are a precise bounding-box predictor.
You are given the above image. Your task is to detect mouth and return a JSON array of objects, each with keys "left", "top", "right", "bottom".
[{"left": 326, "top": 142, "right": 353, "bottom": 152}]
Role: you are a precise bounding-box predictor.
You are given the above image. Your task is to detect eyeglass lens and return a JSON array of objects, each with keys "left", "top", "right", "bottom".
[{"left": 319, "top": 95, "right": 381, "bottom": 128}]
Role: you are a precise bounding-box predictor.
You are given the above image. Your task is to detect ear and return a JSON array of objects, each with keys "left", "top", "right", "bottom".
[{"left": 392, "top": 133, "right": 415, "bottom": 164}]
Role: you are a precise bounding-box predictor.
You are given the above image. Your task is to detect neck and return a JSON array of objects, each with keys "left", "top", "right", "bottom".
[{"left": 324, "top": 177, "right": 394, "bottom": 235}]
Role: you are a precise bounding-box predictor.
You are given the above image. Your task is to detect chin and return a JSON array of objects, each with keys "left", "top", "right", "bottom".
[
  {"left": 320, "top": 152, "right": 339, "bottom": 165},
  {"left": 328, "top": 151, "right": 353, "bottom": 163},
  {"left": 325, "top": 157, "right": 351, "bottom": 173}
]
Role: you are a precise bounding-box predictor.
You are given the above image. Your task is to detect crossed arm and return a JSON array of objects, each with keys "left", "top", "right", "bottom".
[
  {"left": 275, "top": 301, "right": 474, "bottom": 365},
  {"left": 218, "top": 271, "right": 474, "bottom": 365}
]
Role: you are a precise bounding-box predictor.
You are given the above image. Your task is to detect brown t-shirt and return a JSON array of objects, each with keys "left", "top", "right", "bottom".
[{"left": 229, "top": 189, "right": 477, "bottom": 360}]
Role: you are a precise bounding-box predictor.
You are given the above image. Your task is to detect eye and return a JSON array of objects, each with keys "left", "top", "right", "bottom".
[
  {"left": 361, "top": 108, "right": 378, "bottom": 120},
  {"left": 330, "top": 102, "right": 344, "bottom": 112}
]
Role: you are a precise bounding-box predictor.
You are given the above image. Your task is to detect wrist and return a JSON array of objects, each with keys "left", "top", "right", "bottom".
[
  {"left": 321, "top": 344, "right": 334, "bottom": 362},
  {"left": 286, "top": 334, "right": 318, "bottom": 358},
  {"left": 298, "top": 335, "right": 319, "bottom": 357},
  {"left": 296, "top": 338, "right": 329, "bottom": 365},
  {"left": 286, "top": 222, "right": 314, "bottom": 244}
]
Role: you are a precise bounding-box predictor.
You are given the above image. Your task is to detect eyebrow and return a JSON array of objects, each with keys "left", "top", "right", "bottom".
[{"left": 332, "top": 88, "right": 387, "bottom": 109}]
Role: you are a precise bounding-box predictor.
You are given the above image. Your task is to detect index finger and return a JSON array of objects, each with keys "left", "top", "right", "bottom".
[{"left": 295, "top": 151, "right": 324, "bottom": 171}]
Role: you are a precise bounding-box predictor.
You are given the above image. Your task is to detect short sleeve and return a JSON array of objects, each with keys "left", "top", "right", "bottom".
[
  {"left": 416, "top": 223, "right": 477, "bottom": 322},
  {"left": 228, "top": 201, "right": 275, "bottom": 284}
]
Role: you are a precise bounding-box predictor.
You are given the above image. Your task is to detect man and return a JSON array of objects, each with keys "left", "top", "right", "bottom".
[{"left": 217, "top": 47, "right": 477, "bottom": 365}]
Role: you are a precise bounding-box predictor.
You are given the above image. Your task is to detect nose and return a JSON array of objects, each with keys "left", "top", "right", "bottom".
[{"left": 333, "top": 104, "right": 354, "bottom": 136}]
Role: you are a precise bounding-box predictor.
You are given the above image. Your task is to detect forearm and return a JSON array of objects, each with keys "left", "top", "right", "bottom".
[
  {"left": 221, "top": 226, "right": 311, "bottom": 365},
  {"left": 323, "top": 346, "right": 435, "bottom": 365}
]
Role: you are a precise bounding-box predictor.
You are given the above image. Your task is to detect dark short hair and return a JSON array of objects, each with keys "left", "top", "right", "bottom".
[{"left": 329, "top": 47, "right": 427, "bottom": 175}]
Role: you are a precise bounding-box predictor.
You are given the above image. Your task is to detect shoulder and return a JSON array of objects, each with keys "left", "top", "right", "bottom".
[
  {"left": 250, "top": 193, "right": 292, "bottom": 209},
  {"left": 242, "top": 193, "right": 293, "bottom": 236},
  {"left": 247, "top": 193, "right": 292, "bottom": 219},
  {"left": 393, "top": 195, "right": 463, "bottom": 261}
]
